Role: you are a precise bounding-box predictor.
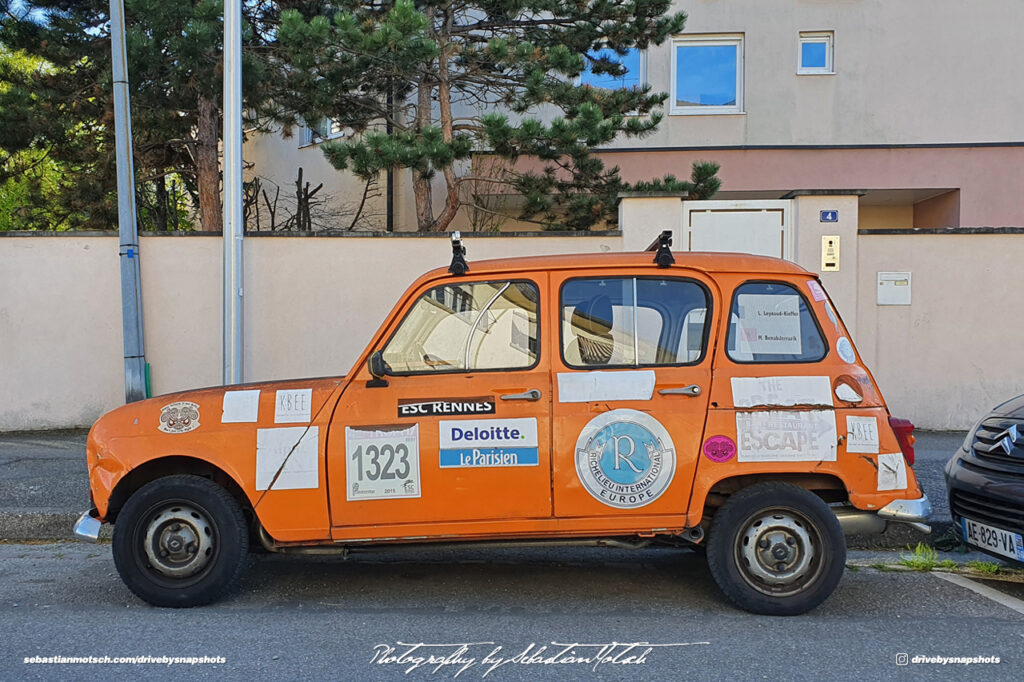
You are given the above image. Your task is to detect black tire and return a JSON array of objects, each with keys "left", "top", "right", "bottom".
[
  {"left": 112, "top": 475, "right": 249, "bottom": 607},
  {"left": 706, "top": 482, "right": 845, "bottom": 616}
]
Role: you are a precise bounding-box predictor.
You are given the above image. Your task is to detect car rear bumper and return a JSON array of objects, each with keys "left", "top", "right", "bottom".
[{"left": 834, "top": 493, "right": 932, "bottom": 535}]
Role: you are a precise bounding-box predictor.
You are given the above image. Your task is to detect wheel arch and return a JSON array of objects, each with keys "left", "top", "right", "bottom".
[{"left": 701, "top": 473, "right": 848, "bottom": 519}]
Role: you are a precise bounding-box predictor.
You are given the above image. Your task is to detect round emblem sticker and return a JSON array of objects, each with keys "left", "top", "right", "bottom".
[
  {"left": 837, "top": 337, "right": 856, "bottom": 364},
  {"left": 703, "top": 435, "right": 736, "bottom": 463},
  {"left": 159, "top": 401, "right": 200, "bottom": 434},
  {"left": 574, "top": 409, "right": 676, "bottom": 509}
]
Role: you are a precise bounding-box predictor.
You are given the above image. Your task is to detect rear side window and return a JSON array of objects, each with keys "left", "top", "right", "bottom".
[
  {"left": 727, "top": 281, "right": 827, "bottom": 363},
  {"left": 561, "top": 277, "right": 710, "bottom": 367}
]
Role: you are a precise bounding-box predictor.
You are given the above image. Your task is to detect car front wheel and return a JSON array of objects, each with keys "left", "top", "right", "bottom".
[
  {"left": 112, "top": 475, "right": 249, "bottom": 607},
  {"left": 706, "top": 482, "right": 846, "bottom": 616}
]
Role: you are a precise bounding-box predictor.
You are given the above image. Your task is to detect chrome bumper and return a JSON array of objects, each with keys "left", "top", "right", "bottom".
[
  {"left": 73, "top": 511, "right": 102, "bottom": 543},
  {"left": 834, "top": 494, "right": 933, "bottom": 535}
]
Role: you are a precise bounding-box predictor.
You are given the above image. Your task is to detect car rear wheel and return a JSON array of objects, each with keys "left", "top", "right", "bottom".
[
  {"left": 112, "top": 475, "right": 249, "bottom": 607},
  {"left": 706, "top": 482, "right": 845, "bottom": 616}
]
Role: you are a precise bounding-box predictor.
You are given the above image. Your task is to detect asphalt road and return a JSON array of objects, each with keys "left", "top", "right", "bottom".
[{"left": 2, "top": 542, "right": 1023, "bottom": 681}]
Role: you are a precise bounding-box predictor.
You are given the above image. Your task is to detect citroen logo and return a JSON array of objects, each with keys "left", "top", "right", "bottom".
[{"left": 982, "top": 424, "right": 1023, "bottom": 456}]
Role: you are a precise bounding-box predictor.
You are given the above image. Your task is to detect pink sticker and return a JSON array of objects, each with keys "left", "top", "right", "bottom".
[
  {"left": 703, "top": 435, "right": 737, "bottom": 463},
  {"left": 807, "top": 280, "right": 827, "bottom": 302}
]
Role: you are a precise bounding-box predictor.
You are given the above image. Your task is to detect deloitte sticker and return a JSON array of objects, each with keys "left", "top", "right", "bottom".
[{"left": 574, "top": 409, "right": 676, "bottom": 509}]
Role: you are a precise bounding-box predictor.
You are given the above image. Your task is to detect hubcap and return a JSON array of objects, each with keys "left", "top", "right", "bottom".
[
  {"left": 738, "top": 511, "right": 817, "bottom": 592},
  {"left": 143, "top": 504, "right": 214, "bottom": 578}
]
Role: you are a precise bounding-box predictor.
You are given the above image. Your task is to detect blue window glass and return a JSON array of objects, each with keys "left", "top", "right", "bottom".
[
  {"left": 675, "top": 44, "right": 738, "bottom": 107},
  {"left": 580, "top": 48, "right": 641, "bottom": 90},
  {"left": 801, "top": 42, "right": 827, "bottom": 69}
]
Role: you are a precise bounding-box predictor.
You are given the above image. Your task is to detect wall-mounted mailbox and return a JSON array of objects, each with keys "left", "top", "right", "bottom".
[{"left": 877, "top": 272, "right": 912, "bottom": 305}]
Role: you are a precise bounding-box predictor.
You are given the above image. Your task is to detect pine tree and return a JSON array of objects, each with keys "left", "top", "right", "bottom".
[{"left": 272, "top": 0, "right": 720, "bottom": 231}]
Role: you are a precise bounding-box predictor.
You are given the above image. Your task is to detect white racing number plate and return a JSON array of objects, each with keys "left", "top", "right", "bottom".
[
  {"left": 961, "top": 516, "right": 1024, "bottom": 563},
  {"left": 345, "top": 424, "right": 420, "bottom": 501}
]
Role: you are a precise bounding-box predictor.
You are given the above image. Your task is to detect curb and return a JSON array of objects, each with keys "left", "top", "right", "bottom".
[{"left": 0, "top": 511, "right": 952, "bottom": 549}]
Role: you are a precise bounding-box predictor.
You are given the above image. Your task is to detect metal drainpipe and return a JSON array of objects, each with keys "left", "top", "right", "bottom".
[
  {"left": 222, "top": 0, "right": 244, "bottom": 385},
  {"left": 110, "top": 0, "right": 146, "bottom": 403}
]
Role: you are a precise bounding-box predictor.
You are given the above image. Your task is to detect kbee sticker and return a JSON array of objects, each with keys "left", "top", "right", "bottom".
[
  {"left": 439, "top": 418, "right": 539, "bottom": 467},
  {"left": 158, "top": 401, "right": 200, "bottom": 434},
  {"left": 275, "top": 388, "right": 312, "bottom": 423},
  {"left": 846, "top": 416, "right": 879, "bottom": 454},
  {"left": 346, "top": 424, "right": 420, "bottom": 500},
  {"left": 703, "top": 435, "right": 737, "bottom": 463},
  {"left": 399, "top": 397, "right": 495, "bottom": 418},
  {"left": 574, "top": 409, "right": 676, "bottom": 509}
]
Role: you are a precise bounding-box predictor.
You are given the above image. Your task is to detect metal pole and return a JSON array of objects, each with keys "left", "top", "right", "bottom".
[
  {"left": 110, "top": 0, "right": 146, "bottom": 403},
  {"left": 223, "top": 0, "right": 244, "bottom": 384}
]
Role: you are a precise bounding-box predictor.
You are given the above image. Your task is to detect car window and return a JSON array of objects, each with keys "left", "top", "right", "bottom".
[
  {"left": 561, "top": 277, "right": 709, "bottom": 367},
  {"left": 726, "top": 281, "right": 827, "bottom": 363},
  {"left": 383, "top": 280, "right": 539, "bottom": 373}
]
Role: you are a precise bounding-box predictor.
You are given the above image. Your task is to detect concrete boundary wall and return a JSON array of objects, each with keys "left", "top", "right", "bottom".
[{"left": 0, "top": 232, "right": 622, "bottom": 430}]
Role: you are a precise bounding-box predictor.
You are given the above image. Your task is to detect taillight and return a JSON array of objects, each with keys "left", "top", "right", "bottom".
[{"left": 889, "top": 417, "right": 915, "bottom": 466}]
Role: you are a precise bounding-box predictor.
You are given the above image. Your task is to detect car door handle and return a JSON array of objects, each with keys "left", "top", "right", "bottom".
[
  {"left": 500, "top": 389, "right": 542, "bottom": 401},
  {"left": 658, "top": 384, "right": 702, "bottom": 397}
]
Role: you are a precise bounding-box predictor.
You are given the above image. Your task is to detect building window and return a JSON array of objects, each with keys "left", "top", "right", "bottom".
[
  {"left": 579, "top": 47, "right": 645, "bottom": 90},
  {"left": 300, "top": 118, "right": 345, "bottom": 147},
  {"left": 798, "top": 31, "right": 834, "bottom": 74},
  {"left": 670, "top": 34, "right": 743, "bottom": 115}
]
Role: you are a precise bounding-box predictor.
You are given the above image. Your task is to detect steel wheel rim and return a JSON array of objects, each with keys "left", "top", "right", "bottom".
[
  {"left": 734, "top": 507, "right": 824, "bottom": 597},
  {"left": 142, "top": 503, "right": 215, "bottom": 579}
]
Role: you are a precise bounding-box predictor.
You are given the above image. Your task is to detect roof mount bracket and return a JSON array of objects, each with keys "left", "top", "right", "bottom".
[
  {"left": 448, "top": 231, "right": 469, "bottom": 276},
  {"left": 653, "top": 230, "right": 675, "bottom": 268}
]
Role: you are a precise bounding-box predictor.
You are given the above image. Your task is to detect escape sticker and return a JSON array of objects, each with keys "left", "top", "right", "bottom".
[
  {"left": 346, "top": 424, "right": 420, "bottom": 500},
  {"left": 439, "top": 418, "right": 539, "bottom": 468},
  {"left": 846, "top": 416, "right": 879, "bottom": 454},
  {"left": 255, "top": 426, "right": 319, "bottom": 491},
  {"left": 158, "top": 401, "right": 200, "bottom": 434},
  {"left": 736, "top": 410, "right": 838, "bottom": 462},
  {"left": 731, "top": 376, "right": 833, "bottom": 408},
  {"left": 836, "top": 337, "right": 856, "bottom": 364},
  {"left": 399, "top": 397, "right": 495, "bottom": 418},
  {"left": 222, "top": 389, "right": 260, "bottom": 423},
  {"left": 733, "top": 294, "right": 802, "bottom": 355},
  {"left": 807, "top": 280, "right": 827, "bottom": 302},
  {"left": 703, "top": 435, "right": 737, "bottom": 463},
  {"left": 877, "top": 453, "right": 908, "bottom": 491},
  {"left": 574, "top": 409, "right": 676, "bottom": 509}
]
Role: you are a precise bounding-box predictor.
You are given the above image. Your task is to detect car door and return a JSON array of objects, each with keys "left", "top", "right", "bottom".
[
  {"left": 326, "top": 274, "right": 553, "bottom": 535},
  {"left": 550, "top": 269, "right": 717, "bottom": 520}
]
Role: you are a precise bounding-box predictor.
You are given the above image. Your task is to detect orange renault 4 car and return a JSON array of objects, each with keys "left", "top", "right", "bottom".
[{"left": 75, "top": 233, "right": 929, "bottom": 616}]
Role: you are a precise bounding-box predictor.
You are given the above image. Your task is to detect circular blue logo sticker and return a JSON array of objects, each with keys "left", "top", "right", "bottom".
[{"left": 574, "top": 409, "right": 676, "bottom": 509}]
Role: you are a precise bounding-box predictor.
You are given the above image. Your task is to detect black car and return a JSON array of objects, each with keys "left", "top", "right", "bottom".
[{"left": 945, "top": 394, "right": 1024, "bottom": 566}]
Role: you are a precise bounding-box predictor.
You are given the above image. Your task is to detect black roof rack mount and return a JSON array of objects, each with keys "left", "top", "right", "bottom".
[
  {"left": 653, "top": 230, "right": 675, "bottom": 268},
  {"left": 448, "top": 231, "right": 469, "bottom": 275}
]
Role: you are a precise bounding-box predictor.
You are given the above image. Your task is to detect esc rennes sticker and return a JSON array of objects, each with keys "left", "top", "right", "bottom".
[{"left": 574, "top": 409, "right": 676, "bottom": 509}]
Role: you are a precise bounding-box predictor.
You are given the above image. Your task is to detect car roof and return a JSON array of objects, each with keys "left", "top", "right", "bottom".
[{"left": 422, "top": 251, "right": 812, "bottom": 280}]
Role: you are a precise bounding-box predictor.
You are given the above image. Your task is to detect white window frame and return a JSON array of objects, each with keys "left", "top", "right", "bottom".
[
  {"left": 577, "top": 47, "right": 647, "bottom": 91},
  {"left": 797, "top": 31, "right": 834, "bottom": 75},
  {"left": 670, "top": 34, "right": 744, "bottom": 116},
  {"left": 300, "top": 118, "right": 345, "bottom": 147}
]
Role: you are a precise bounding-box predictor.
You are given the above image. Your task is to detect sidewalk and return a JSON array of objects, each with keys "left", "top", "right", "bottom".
[{"left": 0, "top": 428, "right": 963, "bottom": 547}]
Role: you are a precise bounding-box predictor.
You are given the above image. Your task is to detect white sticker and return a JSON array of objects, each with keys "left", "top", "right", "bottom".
[
  {"left": 346, "top": 424, "right": 420, "bottom": 500},
  {"left": 222, "top": 390, "right": 260, "bottom": 423},
  {"left": 736, "top": 410, "right": 838, "bottom": 462},
  {"left": 846, "top": 416, "right": 879, "bottom": 453},
  {"left": 877, "top": 453, "right": 908, "bottom": 491},
  {"left": 557, "top": 370, "right": 656, "bottom": 403},
  {"left": 439, "top": 418, "right": 539, "bottom": 467},
  {"left": 734, "top": 294, "right": 802, "bottom": 355},
  {"left": 731, "top": 376, "right": 833, "bottom": 408},
  {"left": 275, "top": 388, "right": 312, "bottom": 423},
  {"left": 837, "top": 337, "right": 856, "bottom": 364},
  {"left": 574, "top": 409, "right": 676, "bottom": 509},
  {"left": 807, "top": 280, "right": 827, "bottom": 302},
  {"left": 255, "top": 426, "right": 319, "bottom": 491}
]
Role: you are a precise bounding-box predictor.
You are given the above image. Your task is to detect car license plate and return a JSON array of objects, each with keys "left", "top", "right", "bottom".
[{"left": 961, "top": 517, "right": 1024, "bottom": 562}]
